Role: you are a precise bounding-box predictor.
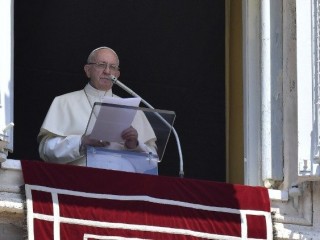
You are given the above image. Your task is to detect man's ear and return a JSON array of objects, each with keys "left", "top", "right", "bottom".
[{"left": 84, "top": 64, "right": 90, "bottom": 78}]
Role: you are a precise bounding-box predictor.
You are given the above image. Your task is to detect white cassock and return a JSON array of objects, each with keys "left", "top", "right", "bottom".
[{"left": 38, "top": 83, "right": 157, "bottom": 172}]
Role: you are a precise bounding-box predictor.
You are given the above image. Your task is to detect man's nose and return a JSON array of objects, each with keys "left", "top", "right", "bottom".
[{"left": 103, "top": 65, "right": 111, "bottom": 73}]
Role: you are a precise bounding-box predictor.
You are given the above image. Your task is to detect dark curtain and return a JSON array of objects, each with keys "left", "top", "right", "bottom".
[{"left": 13, "top": 0, "right": 225, "bottom": 181}]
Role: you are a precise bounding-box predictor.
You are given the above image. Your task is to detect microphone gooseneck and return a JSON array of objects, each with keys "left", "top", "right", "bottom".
[{"left": 110, "top": 75, "right": 184, "bottom": 178}]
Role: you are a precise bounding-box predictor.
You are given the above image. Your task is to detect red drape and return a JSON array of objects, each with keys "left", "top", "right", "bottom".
[{"left": 21, "top": 160, "right": 272, "bottom": 240}]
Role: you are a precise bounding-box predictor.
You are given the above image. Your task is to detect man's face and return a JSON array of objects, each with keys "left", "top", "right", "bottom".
[{"left": 84, "top": 49, "right": 120, "bottom": 91}]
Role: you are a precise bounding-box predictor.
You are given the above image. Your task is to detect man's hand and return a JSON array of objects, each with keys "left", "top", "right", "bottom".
[
  {"left": 122, "top": 126, "right": 138, "bottom": 149},
  {"left": 81, "top": 135, "right": 110, "bottom": 148}
]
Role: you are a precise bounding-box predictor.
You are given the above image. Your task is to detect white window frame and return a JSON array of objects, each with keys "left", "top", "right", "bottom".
[
  {"left": 0, "top": 0, "right": 14, "bottom": 151},
  {"left": 243, "top": 0, "right": 284, "bottom": 187},
  {"left": 296, "top": 0, "right": 317, "bottom": 179},
  {"left": 244, "top": 0, "right": 320, "bottom": 187}
]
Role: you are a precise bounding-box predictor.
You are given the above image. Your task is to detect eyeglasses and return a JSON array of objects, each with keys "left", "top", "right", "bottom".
[{"left": 87, "top": 62, "right": 120, "bottom": 72}]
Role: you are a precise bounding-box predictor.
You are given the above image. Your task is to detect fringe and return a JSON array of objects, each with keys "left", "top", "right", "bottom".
[{"left": 271, "top": 211, "right": 278, "bottom": 239}]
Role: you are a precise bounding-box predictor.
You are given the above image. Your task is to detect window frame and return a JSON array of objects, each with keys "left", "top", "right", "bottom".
[{"left": 0, "top": 0, "right": 14, "bottom": 151}]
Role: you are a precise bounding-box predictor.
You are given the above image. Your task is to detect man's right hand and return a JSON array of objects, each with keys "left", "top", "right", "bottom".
[{"left": 81, "top": 135, "right": 110, "bottom": 148}]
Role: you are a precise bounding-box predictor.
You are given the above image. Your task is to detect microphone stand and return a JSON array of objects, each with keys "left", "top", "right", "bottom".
[{"left": 111, "top": 76, "right": 184, "bottom": 178}]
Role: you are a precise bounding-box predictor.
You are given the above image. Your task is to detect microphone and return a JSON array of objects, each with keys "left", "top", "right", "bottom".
[{"left": 110, "top": 75, "right": 184, "bottom": 178}]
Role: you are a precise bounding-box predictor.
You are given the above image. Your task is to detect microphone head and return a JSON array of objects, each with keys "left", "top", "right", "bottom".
[{"left": 110, "top": 75, "right": 118, "bottom": 83}]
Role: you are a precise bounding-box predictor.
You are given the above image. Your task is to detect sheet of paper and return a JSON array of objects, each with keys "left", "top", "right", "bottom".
[
  {"left": 101, "top": 96, "right": 141, "bottom": 107},
  {"left": 89, "top": 97, "right": 141, "bottom": 142}
]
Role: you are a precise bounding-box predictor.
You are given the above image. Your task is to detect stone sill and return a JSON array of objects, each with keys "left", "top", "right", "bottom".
[{"left": 0, "top": 159, "right": 24, "bottom": 214}]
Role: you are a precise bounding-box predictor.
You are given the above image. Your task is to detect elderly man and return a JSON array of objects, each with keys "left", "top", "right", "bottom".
[{"left": 38, "top": 47, "right": 157, "bottom": 168}]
